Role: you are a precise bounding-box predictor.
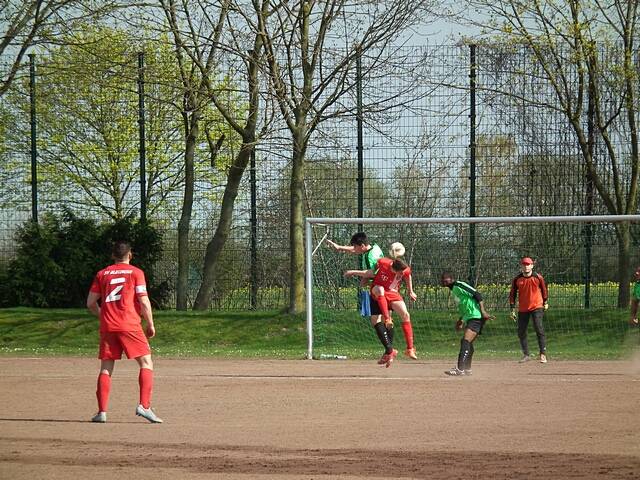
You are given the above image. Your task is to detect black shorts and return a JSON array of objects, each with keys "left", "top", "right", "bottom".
[
  {"left": 465, "top": 318, "right": 486, "bottom": 334},
  {"left": 370, "top": 296, "right": 381, "bottom": 316}
]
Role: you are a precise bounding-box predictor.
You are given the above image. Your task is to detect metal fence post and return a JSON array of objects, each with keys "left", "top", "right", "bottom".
[
  {"left": 138, "top": 52, "right": 147, "bottom": 222},
  {"left": 583, "top": 57, "right": 595, "bottom": 308},
  {"left": 29, "top": 53, "right": 38, "bottom": 224},
  {"left": 250, "top": 148, "right": 258, "bottom": 309},
  {"left": 356, "top": 47, "right": 364, "bottom": 227},
  {"left": 468, "top": 44, "right": 477, "bottom": 284}
]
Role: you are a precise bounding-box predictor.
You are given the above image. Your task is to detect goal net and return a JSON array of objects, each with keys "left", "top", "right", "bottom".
[{"left": 305, "top": 215, "right": 640, "bottom": 360}]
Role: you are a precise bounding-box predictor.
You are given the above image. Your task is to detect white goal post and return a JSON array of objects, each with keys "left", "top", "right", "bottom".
[{"left": 305, "top": 214, "right": 640, "bottom": 360}]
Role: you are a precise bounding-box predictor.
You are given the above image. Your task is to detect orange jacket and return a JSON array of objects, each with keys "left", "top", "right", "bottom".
[{"left": 509, "top": 273, "right": 548, "bottom": 312}]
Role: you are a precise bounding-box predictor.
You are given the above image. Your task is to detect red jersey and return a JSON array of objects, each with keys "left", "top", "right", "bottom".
[
  {"left": 90, "top": 263, "right": 148, "bottom": 333},
  {"left": 509, "top": 272, "right": 548, "bottom": 312},
  {"left": 372, "top": 257, "right": 411, "bottom": 292}
]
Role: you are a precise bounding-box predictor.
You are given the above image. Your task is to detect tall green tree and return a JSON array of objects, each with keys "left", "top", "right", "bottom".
[
  {"left": 462, "top": 0, "right": 640, "bottom": 306},
  {"left": 254, "top": 0, "right": 439, "bottom": 313},
  {"left": 0, "top": 0, "right": 119, "bottom": 97},
  {"left": 1, "top": 25, "right": 232, "bottom": 222}
]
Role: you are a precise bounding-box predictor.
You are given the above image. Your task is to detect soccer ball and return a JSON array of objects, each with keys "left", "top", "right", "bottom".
[{"left": 389, "top": 242, "right": 405, "bottom": 258}]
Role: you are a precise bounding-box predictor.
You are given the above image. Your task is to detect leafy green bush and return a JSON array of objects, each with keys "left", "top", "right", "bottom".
[{"left": 0, "top": 211, "right": 167, "bottom": 308}]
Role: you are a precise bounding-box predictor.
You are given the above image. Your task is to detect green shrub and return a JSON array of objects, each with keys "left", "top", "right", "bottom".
[{"left": 0, "top": 211, "right": 166, "bottom": 308}]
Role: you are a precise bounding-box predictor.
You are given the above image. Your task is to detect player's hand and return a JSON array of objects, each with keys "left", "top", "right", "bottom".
[
  {"left": 483, "top": 313, "right": 495, "bottom": 321},
  {"left": 455, "top": 319, "right": 464, "bottom": 331},
  {"left": 409, "top": 291, "right": 417, "bottom": 302},
  {"left": 510, "top": 309, "right": 517, "bottom": 322},
  {"left": 630, "top": 317, "right": 639, "bottom": 326},
  {"left": 145, "top": 324, "right": 156, "bottom": 338},
  {"left": 344, "top": 271, "right": 355, "bottom": 278},
  {"left": 326, "top": 239, "right": 339, "bottom": 251},
  {"left": 544, "top": 302, "right": 549, "bottom": 311}
]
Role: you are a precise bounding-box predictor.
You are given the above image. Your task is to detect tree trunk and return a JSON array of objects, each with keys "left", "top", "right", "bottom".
[
  {"left": 616, "top": 221, "right": 631, "bottom": 308},
  {"left": 288, "top": 130, "right": 306, "bottom": 314},
  {"left": 176, "top": 113, "right": 199, "bottom": 310},
  {"left": 193, "top": 140, "right": 253, "bottom": 310}
]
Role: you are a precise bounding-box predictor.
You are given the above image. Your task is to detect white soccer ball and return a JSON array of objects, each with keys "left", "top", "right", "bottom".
[{"left": 389, "top": 242, "right": 405, "bottom": 259}]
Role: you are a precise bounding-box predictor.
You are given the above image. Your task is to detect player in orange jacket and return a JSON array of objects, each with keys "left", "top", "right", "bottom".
[{"left": 509, "top": 257, "right": 549, "bottom": 364}]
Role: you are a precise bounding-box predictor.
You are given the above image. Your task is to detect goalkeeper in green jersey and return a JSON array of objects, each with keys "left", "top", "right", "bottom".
[
  {"left": 630, "top": 265, "right": 640, "bottom": 326},
  {"left": 440, "top": 271, "right": 494, "bottom": 376}
]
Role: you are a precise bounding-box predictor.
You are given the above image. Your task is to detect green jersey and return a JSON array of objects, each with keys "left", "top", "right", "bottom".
[
  {"left": 633, "top": 282, "right": 640, "bottom": 301},
  {"left": 450, "top": 281, "right": 483, "bottom": 322},
  {"left": 360, "top": 243, "right": 384, "bottom": 271}
]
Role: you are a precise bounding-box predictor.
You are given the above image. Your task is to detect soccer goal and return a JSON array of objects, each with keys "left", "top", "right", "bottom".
[{"left": 305, "top": 215, "right": 640, "bottom": 360}]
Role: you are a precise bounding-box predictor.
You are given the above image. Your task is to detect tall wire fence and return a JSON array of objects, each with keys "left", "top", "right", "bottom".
[{"left": 1, "top": 42, "right": 639, "bottom": 309}]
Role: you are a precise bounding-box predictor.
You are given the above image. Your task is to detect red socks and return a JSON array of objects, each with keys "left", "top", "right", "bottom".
[
  {"left": 402, "top": 322, "right": 414, "bottom": 349},
  {"left": 96, "top": 372, "right": 111, "bottom": 413},
  {"left": 374, "top": 294, "right": 391, "bottom": 320},
  {"left": 138, "top": 368, "right": 154, "bottom": 409}
]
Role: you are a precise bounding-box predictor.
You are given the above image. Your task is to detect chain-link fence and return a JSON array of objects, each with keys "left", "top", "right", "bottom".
[{"left": 1, "top": 42, "right": 639, "bottom": 309}]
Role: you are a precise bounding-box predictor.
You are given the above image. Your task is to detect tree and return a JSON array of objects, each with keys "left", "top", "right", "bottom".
[
  {"left": 254, "top": 0, "right": 439, "bottom": 313},
  {"left": 0, "top": 0, "right": 118, "bottom": 97},
  {"left": 463, "top": 0, "right": 640, "bottom": 306},
  {"left": 153, "top": 0, "right": 269, "bottom": 310},
  {"left": 0, "top": 25, "right": 232, "bottom": 223}
]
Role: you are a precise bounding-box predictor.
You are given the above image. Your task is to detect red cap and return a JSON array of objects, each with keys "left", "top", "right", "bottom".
[{"left": 520, "top": 257, "right": 534, "bottom": 265}]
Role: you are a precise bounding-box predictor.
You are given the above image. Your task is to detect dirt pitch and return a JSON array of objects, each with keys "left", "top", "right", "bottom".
[{"left": 1, "top": 357, "right": 639, "bottom": 480}]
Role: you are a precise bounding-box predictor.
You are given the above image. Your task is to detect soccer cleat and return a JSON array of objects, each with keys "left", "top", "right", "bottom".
[
  {"left": 136, "top": 404, "right": 163, "bottom": 423},
  {"left": 91, "top": 411, "right": 107, "bottom": 423},
  {"left": 385, "top": 349, "right": 398, "bottom": 368},
  {"left": 540, "top": 353, "right": 548, "bottom": 364},
  {"left": 444, "top": 367, "right": 466, "bottom": 376},
  {"left": 377, "top": 352, "right": 390, "bottom": 365},
  {"left": 518, "top": 355, "right": 532, "bottom": 363},
  {"left": 404, "top": 348, "right": 418, "bottom": 360}
]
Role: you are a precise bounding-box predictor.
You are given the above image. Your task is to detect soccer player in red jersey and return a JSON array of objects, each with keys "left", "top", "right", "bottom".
[
  {"left": 509, "top": 256, "right": 549, "bottom": 364},
  {"left": 345, "top": 257, "right": 417, "bottom": 367},
  {"left": 86, "top": 241, "right": 163, "bottom": 423}
]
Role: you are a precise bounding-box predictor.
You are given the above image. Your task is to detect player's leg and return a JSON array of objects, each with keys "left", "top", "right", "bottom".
[
  {"left": 135, "top": 354, "right": 154, "bottom": 408},
  {"left": 93, "top": 332, "right": 120, "bottom": 422},
  {"left": 371, "top": 316, "right": 393, "bottom": 355},
  {"left": 120, "top": 330, "right": 162, "bottom": 423},
  {"left": 531, "top": 308, "right": 547, "bottom": 362},
  {"left": 371, "top": 285, "right": 392, "bottom": 325},
  {"left": 517, "top": 311, "right": 531, "bottom": 361},
  {"left": 462, "top": 319, "right": 484, "bottom": 373},
  {"left": 389, "top": 297, "right": 417, "bottom": 359},
  {"left": 459, "top": 328, "right": 478, "bottom": 371},
  {"left": 94, "top": 359, "right": 115, "bottom": 421},
  {"left": 134, "top": 353, "right": 163, "bottom": 423}
]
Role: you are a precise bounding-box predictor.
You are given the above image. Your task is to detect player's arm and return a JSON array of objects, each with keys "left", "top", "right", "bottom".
[
  {"left": 630, "top": 297, "right": 639, "bottom": 326},
  {"left": 326, "top": 239, "right": 357, "bottom": 254},
  {"left": 539, "top": 274, "right": 549, "bottom": 310},
  {"left": 508, "top": 277, "right": 518, "bottom": 320},
  {"left": 478, "top": 300, "right": 494, "bottom": 321},
  {"left": 404, "top": 273, "right": 417, "bottom": 301},
  {"left": 86, "top": 291, "right": 101, "bottom": 317},
  {"left": 471, "top": 289, "right": 494, "bottom": 321},
  {"left": 344, "top": 269, "right": 375, "bottom": 279},
  {"left": 138, "top": 295, "right": 156, "bottom": 338}
]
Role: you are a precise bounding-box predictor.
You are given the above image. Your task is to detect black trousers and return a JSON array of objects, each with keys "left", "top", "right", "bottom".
[{"left": 517, "top": 308, "right": 546, "bottom": 355}]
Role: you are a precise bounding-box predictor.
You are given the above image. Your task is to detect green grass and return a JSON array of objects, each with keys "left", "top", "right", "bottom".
[
  {"left": 0, "top": 307, "right": 638, "bottom": 359},
  {"left": 0, "top": 308, "right": 307, "bottom": 358},
  {"left": 313, "top": 308, "right": 640, "bottom": 360}
]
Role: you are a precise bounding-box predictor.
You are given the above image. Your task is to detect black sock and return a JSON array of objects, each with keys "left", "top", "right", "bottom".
[
  {"left": 458, "top": 338, "right": 472, "bottom": 370},
  {"left": 465, "top": 342, "right": 475, "bottom": 370},
  {"left": 374, "top": 322, "right": 393, "bottom": 354}
]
